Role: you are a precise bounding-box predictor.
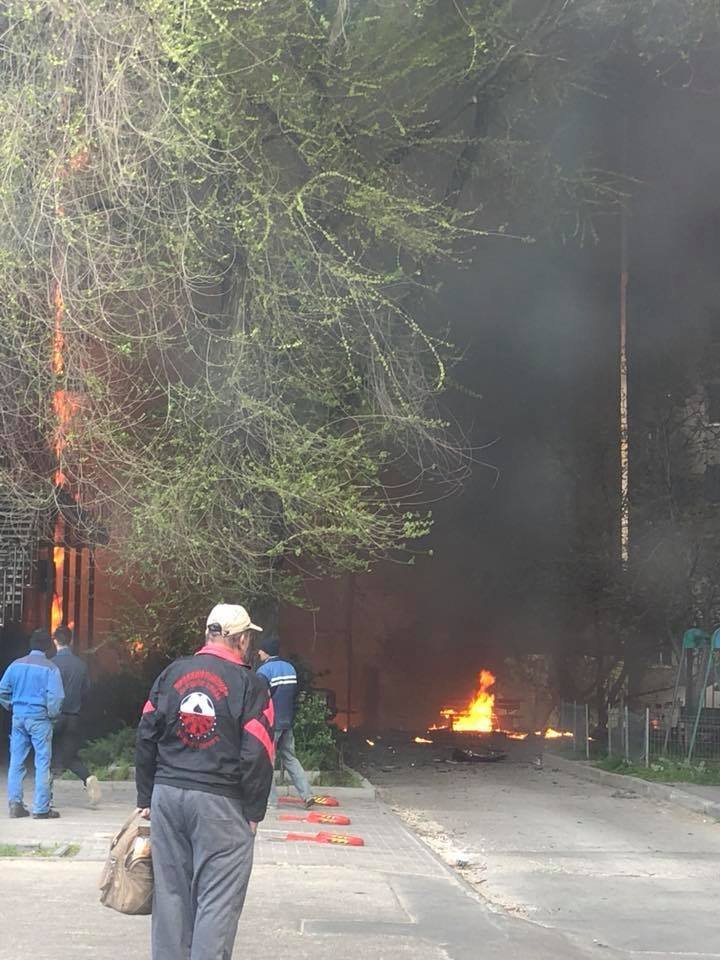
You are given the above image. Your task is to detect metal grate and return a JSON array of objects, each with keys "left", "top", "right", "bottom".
[{"left": 0, "top": 505, "right": 37, "bottom": 625}]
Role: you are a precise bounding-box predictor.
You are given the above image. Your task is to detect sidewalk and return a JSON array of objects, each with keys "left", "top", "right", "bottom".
[
  {"left": 548, "top": 754, "right": 720, "bottom": 818},
  {"left": 0, "top": 777, "right": 611, "bottom": 960}
]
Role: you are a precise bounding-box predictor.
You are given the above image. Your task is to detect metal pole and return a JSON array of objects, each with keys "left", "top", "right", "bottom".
[
  {"left": 645, "top": 707, "right": 650, "bottom": 768},
  {"left": 585, "top": 703, "right": 590, "bottom": 760},
  {"left": 619, "top": 159, "right": 630, "bottom": 566},
  {"left": 608, "top": 708, "right": 613, "bottom": 757},
  {"left": 688, "top": 641, "right": 714, "bottom": 763},
  {"left": 624, "top": 704, "right": 630, "bottom": 762},
  {"left": 663, "top": 642, "right": 684, "bottom": 756},
  {"left": 573, "top": 700, "right": 578, "bottom": 753}
]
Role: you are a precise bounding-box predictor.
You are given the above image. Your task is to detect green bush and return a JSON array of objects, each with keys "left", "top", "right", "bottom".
[
  {"left": 79, "top": 726, "right": 136, "bottom": 770},
  {"left": 292, "top": 693, "right": 340, "bottom": 771}
]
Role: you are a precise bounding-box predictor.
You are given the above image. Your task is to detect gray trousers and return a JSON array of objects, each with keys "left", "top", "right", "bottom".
[
  {"left": 150, "top": 784, "right": 255, "bottom": 960},
  {"left": 269, "top": 728, "right": 312, "bottom": 803}
]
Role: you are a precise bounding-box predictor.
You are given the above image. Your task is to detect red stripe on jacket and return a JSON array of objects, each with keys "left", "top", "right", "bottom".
[{"left": 244, "top": 718, "right": 275, "bottom": 763}]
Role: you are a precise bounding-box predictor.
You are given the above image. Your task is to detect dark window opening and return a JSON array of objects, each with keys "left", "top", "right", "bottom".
[
  {"left": 704, "top": 464, "right": 720, "bottom": 503},
  {"left": 706, "top": 383, "right": 720, "bottom": 424}
]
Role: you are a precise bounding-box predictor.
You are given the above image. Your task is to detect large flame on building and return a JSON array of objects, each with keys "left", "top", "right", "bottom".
[
  {"left": 51, "top": 279, "right": 69, "bottom": 632},
  {"left": 440, "top": 670, "right": 497, "bottom": 733},
  {"left": 49, "top": 147, "right": 91, "bottom": 632}
]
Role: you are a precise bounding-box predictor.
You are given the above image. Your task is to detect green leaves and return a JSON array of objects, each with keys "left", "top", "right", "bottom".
[{"left": 2, "top": 0, "right": 709, "bottom": 644}]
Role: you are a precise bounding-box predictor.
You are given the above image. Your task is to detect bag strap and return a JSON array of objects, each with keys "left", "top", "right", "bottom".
[{"left": 111, "top": 811, "right": 143, "bottom": 849}]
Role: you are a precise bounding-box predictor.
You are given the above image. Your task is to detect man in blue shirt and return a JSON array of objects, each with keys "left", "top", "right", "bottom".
[
  {"left": 51, "top": 625, "right": 101, "bottom": 807},
  {"left": 256, "top": 636, "right": 314, "bottom": 808},
  {"left": 0, "top": 628, "right": 65, "bottom": 818}
]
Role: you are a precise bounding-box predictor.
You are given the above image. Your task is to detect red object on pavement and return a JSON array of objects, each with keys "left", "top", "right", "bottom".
[
  {"left": 285, "top": 831, "right": 365, "bottom": 846},
  {"left": 277, "top": 795, "right": 340, "bottom": 808},
  {"left": 280, "top": 812, "right": 352, "bottom": 826}
]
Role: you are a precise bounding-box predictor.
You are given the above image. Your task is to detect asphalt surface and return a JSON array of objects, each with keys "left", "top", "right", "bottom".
[
  {"left": 349, "top": 731, "right": 720, "bottom": 960},
  {"left": 0, "top": 774, "right": 613, "bottom": 960}
]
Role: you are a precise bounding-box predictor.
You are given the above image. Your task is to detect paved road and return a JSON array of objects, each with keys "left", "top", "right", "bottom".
[
  {"left": 361, "top": 737, "right": 720, "bottom": 960},
  {"left": 0, "top": 777, "right": 612, "bottom": 960}
]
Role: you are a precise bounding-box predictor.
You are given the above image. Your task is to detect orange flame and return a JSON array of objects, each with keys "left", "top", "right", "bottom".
[
  {"left": 51, "top": 518, "right": 65, "bottom": 633},
  {"left": 51, "top": 595, "right": 63, "bottom": 633},
  {"left": 52, "top": 389, "right": 81, "bottom": 476},
  {"left": 414, "top": 736, "right": 433, "bottom": 744},
  {"left": 439, "top": 670, "right": 497, "bottom": 733},
  {"left": 52, "top": 282, "right": 65, "bottom": 375},
  {"left": 539, "top": 728, "right": 574, "bottom": 740},
  {"left": 48, "top": 147, "right": 91, "bottom": 635}
]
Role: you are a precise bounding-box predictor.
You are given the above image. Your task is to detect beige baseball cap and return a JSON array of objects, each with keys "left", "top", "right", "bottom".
[{"left": 206, "top": 603, "right": 262, "bottom": 636}]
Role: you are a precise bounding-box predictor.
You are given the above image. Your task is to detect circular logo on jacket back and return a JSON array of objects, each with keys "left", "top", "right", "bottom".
[{"left": 178, "top": 691, "right": 217, "bottom": 742}]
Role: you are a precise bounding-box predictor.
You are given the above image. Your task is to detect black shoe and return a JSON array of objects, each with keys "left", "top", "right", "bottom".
[
  {"left": 32, "top": 809, "right": 61, "bottom": 820},
  {"left": 9, "top": 803, "right": 29, "bottom": 819},
  {"left": 304, "top": 797, "right": 316, "bottom": 809}
]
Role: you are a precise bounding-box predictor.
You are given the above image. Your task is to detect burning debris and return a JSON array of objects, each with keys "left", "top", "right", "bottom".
[
  {"left": 430, "top": 669, "right": 574, "bottom": 741},
  {"left": 437, "top": 669, "right": 497, "bottom": 733},
  {"left": 540, "top": 728, "right": 573, "bottom": 740},
  {"left": 414, "top": 736, "right": 433, "bottom": 744},
  {"left": 450, "top": 747, "right": 506, "bottom": 764}
]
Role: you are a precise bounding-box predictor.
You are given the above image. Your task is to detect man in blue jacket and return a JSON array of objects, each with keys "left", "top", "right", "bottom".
[
  {"left": 0, "top": 628, "right": 65, "bottom": 819},
  {"left": 256, "top": 636, "right": 314, "bottom": 808}
]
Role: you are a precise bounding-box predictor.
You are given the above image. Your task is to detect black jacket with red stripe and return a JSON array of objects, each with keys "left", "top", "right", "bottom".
[{"left": 135, "top": 644, "right": 275, "bottom": 821}]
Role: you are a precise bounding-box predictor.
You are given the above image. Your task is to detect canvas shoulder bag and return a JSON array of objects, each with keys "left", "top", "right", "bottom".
[{"left": 99, "top": 811, "right": 154, "bottom": 915}]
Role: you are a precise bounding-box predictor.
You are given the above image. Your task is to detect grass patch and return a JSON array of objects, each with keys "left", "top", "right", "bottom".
[
  {"left": 311, "top": 768, "right": 363, "bottom": 788},
  {"left": 0, "top": 843, "right": 74, "bottom": 858},
  {"left": 595, "top": 755, "right": 720, "bottom": 785}
]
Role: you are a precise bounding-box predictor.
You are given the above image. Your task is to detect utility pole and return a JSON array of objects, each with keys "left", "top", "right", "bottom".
[{"left": 619, "top": 120, "right": 630, "bottom": 566}]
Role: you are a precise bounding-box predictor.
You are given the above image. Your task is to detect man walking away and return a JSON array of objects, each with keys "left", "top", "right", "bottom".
[
  {"left": 0, "top": 628, "right": 64, "bottom": 819},
  {"left": 136, "top": 603, "right": 275, "bottom": 960},
  {"left": 256, "top": 635, "right": 314, "bottom": 808},
  {"left": 51, "top": 625, "right": 101, "bottom": 807}
]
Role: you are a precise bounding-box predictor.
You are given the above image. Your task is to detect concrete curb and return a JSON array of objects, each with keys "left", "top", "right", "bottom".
[
  {"left": 108, "top": 767, "right": 375, "bottom": 798},
  {"left": 548, "top": 754, "right": 720, "bottom": 819},
  {"left": 278, "top": 766, "right": 376, "bottom": 800}
]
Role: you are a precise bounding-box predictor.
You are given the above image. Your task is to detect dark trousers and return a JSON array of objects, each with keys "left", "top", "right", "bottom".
[
  {"left": 150, "top": 783, "right": 255, "bottom": 960},
  {"left": 51, "top": 714, "right": 90, "bottom": 783}
]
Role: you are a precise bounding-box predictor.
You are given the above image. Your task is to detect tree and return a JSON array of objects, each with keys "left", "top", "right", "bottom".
[{"left": 0, "top": 0, "right": 716, "bottom": 640}]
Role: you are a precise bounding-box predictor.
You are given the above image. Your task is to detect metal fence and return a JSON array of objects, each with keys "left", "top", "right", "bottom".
[
  {"left": 558, "top": 701, "right": 591, "bottom": 759},
  {"left": 608, "top": 705, "right": 649, "bottom": 763},
  {"left": 652, "top": 705, "right": 720, "bottom": 762},
  {"left": 559, "top": 700, "right": 720, "bottom": 764}
]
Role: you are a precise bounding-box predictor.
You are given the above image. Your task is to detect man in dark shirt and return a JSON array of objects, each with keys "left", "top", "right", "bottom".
[
  {"left": 135, "top": 603, "right": 274, "bottom": 960},
  {"left": 51, "top": 626, "right": 101, "bottom": 807}
]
